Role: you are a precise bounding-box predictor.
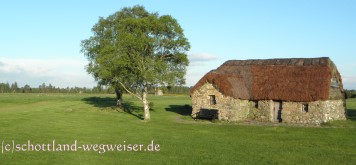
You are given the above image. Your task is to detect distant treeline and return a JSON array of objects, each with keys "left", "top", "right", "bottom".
[
  {"left": 346, "top": 89, "right": 356, "bottom": 99},
  {"left": 0, "top": 82, "right": 192, "bottom": 95}
]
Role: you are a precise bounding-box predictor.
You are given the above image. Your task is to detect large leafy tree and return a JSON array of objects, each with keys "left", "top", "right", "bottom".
[{"left": 81, "top": 6, "right": 190, "bottom": 120}]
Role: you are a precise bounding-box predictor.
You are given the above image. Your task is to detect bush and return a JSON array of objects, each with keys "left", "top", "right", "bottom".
[{"left": 149, "top": 102, "right": 155, "bottom": 109}]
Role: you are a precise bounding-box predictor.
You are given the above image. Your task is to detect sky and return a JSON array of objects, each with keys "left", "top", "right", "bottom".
[{"left": 0, "top": 0, "right": 355, "bottom": 89}]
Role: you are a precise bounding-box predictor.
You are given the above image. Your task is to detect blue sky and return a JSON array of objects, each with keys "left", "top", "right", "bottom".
[{"left": 0, "top": 0, "right": 355, "bottom": 89}]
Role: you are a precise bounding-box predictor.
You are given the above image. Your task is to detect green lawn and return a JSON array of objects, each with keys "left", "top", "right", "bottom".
[{"left": 0, "top": 93, "right": 355, "bottom": 165}]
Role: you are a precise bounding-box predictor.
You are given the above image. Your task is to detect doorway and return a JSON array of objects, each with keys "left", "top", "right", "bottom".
[{"left": 273, "top": 101, "right": 282, "bottom": 122}]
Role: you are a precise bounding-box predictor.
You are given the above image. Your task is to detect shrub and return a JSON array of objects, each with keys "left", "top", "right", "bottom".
[{"left": 149, "top": 102, "right": 155, "bottom": 109}]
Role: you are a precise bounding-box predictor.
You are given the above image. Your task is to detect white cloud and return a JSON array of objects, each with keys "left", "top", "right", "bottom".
[
  {"left": 189, "top": 53, "right": 218, "bottom": 64},
  {"left": 185, "top": 69, "right": 206, "bottom": 87},
  {"left": 185, "top": 53, "right": 221, "bottom": 86},
  {"left": 0, "top": 56, "right": 216, "bottom": 88},
  {"left": 342, "top": 75, "right": 356, "bottom": 89},
  {"left": 0, "top": 57, "right": 96, "bottom": 88}
]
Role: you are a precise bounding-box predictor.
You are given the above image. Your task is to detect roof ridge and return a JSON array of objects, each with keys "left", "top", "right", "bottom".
[{"left": 221, "top": 57, "right": 330, "bottom": 67}]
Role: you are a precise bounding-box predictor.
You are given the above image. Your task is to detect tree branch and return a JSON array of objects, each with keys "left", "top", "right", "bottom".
[
  {"left": 114, "top": 78, "right": 142, "bottom": 101},
  {"left": 119, "top": 82, "right": 142, "bottom": 101}
]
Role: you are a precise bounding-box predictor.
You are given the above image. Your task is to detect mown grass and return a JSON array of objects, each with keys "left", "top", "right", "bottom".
[{"left": 0, "top": 93, "right": 355, "bottom": 165}]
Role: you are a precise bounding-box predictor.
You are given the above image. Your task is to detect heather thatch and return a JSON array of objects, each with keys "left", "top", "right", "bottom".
[{"left": 191, "top": 57, "right": 343, "bottom": 102}]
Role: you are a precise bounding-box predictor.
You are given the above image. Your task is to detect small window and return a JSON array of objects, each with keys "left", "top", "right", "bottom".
[
  {"left": 302, "top": 104, "right": 309, "bottom": 112},
  {"left": 209, "top": 95, "right": 216, "bottom": 105}
]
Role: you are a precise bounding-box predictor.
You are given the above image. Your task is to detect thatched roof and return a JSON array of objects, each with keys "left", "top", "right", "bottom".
[{"left": 191, "top": 57, "right": 343, "bottom": 102}]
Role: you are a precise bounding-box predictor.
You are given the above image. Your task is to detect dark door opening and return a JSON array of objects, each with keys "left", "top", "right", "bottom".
[{"left": 273, "top": 101, "right": 282, "bottom": 123}]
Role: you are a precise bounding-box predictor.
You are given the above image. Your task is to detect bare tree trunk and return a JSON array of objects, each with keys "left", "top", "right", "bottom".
[{"left": 142, "top": 86, "right": 150, "bottom": 120}]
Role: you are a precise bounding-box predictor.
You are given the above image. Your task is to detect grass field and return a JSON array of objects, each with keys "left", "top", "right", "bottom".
[{"left": 0, "top": 93, "right": 355, "bottom": 165}]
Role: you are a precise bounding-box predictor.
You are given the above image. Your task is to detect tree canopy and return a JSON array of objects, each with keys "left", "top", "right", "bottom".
[{"left": 81, "top": 5, "right": 190, "bottom": 120}]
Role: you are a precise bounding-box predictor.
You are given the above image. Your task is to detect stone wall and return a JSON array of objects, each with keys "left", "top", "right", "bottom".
[
  {"left": 247, "top": 100, "right": 271, "bottom": 122},
  {"left": 277, "top": 100, "right": 346, "bottom": 125},
  {"left": 191, "top": 83, "right": 250, "bottom": 121},
  {"left": 191, "top": 83, "right": 347, "bottom": 124},
  {"left": 320, "top": 100, "right": 347, "bottom": 122}
]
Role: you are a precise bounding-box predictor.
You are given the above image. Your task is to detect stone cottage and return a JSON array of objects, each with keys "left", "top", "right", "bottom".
[{"left": 190, "top": 57, "right": 347, "bottom": 125}]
